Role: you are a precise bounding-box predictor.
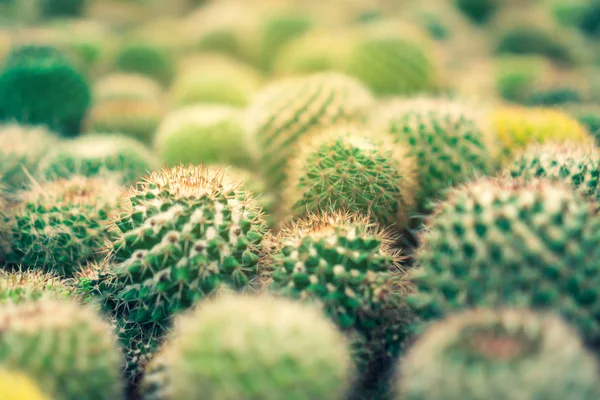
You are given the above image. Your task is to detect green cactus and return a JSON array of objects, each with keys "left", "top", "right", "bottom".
[
  {"left": 86, "top": 98, "right": 165, "bottom": 143},
  {"left": 155, "top": 105, "right": 253, "bottom": 169},
  {"left": 89, "top": 165, "right": 268, "bottom": 375},
  {"left": 114, "top": 41, "right": 174, "bottom": 85},
  {"left": 398, "top": 309, "right": 600, "bottom": 400},
  {"left": 142, "top": 294, "right": 353, "bottom": 400},
  {"left": 246, "top": 72, "right": 374, "bottom": 189},
  {"left": 0, "top": 269, "right": 73, "bottom": 303},
  {"left": 282, "top": 126, "right": 418, "bottom": 228},
  {"left": 495, "top": 25, "right": 575, "bottom": 66},
  {"left": 407, "top": 178, "right": 600, "bottom": 346},
  {"left": 345, "top": 36, "right": 438, "bottom": 96},
  {"left": 0, "top": 45, "right": 91, "bottom": 136},
  {"left": 40, "top": 0, "right": 87, "bottom": 18},
  {"left": 495, "top": 55, "right": 553, "bottom": 103},
  {"left": 267, "top": 211, "right": 414, "bottom": 363},
  {"left": 0, "top": 298, "right": 124, "bottom": 400},
  {"left": 455, "top": 0, "right": 499, "bottom": 24},
  {"left": 37, "top": 133, "right": 157, "bottom": 185},
  {"left": 94, "top": 73, "right": 163, "bottom": 102},
  {"left": 507, "top": 143, "right": 599, "bottom": 204},
  {"left": 525, "top": 87, "right": 582, "bottom": 106},
  {"left": 373, "top": 98, "right": 493, "bottom": 209},
  {"left": 0, "top": 123, "right": 59, "bottom": 193},
  {"left": 3, "top": 175, "right": 121, "bottom": 277}
]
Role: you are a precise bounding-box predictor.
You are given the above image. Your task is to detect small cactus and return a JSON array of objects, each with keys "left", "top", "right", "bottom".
[
  {"left": 0, "top": 298, "right": 124, "bottom": 400},
  {"left": 40, "top": 0, "right": 87, "bottom": 18},
  {"left": 0, "top": 269, "right": 72, "bottom": 303},
  {"left": 398, "top": 309, "right": 600, "bottom": 400},
  {"left": 114, "top": 40, "right": 175, "bottom": 85}
]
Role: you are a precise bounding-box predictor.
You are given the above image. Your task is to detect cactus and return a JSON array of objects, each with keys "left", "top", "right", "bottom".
[
  {"left": 525, "top": 87, "right": 582, "bottom": 106},
  {"left": 246, "top": 72, "right": 374, "bottom": 189},
  {"left": 114, "top": 41, "right": 174, "bottom": 85},
  {"left": 398, "top": 309, "right": 600, "bottom": 400},
  {"left": 455, "top": 0, "right": 499, "bottom": 24},
  {"left": 94, "top": 73, "right": 163, "bottom": 102},
  {"left": 507, "top": 143, "right": 599, "bottom": 204},
  {"left": 40, "top": 0, "right": 87, "bottom": 18},
  {"left": 155, "top": 105, "right": 254, "bottom": 168},
  {"left": 495, "top": 25, "right": 575, "bottom": 65},
  {"left": 169, "top": 56, "right": 262, "bottom": 108},
  {"left": 3, "top": 175, "right": 121, "bottom": 277},
  {"left": 407, "top": 177, "right": 600, "bottom": 346},
  {"left": 86, "top": 98, "right": 165, "bottom": 143},
  {"left": 495, "top": 55, "right": 553, "bottom": 103},
  {"left": 0, "top": 45, "right": 91, "bottom": 136},
  {"left": 282, "top": 126, "right": 418, "bottom": 228},
  {"left": 490, "top": 106, "right": 592, "bottom": 161},
  {"left": 266, "top": 211, "right": 414, "bottom": 362},
  {"left": 37, "top": 133, "right": 157, "bottom": 185},
  {"left": 578, "top": 0, "right": 600, "bottom": 37},
  {"left": 373, "top": 98, "right": 493, "bottom": 208},
  {"left": 345, "top": 36, "right": 438, "bottom": 96},
  {"left": 0, "top": 370, "right": 51, "bottom": 400},
  {"left": 90, "top": 165, "right": 268, "bottom": 373},
  {"left": 0, "top": 123, "right": 59, "bottom": 193},
  {"left": 144, "top": 294, "right": 353, "bottom": 400},
  {"left": 0, "top": 269, "right": 72, "bottom": 303},
  {"left": 0, "top": 298, "right": 124, "bottom": 400}
]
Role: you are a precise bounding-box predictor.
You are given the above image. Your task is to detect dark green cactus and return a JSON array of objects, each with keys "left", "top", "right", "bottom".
[{"left": 40, "top": 0, "right": 87, "bottom": 18}]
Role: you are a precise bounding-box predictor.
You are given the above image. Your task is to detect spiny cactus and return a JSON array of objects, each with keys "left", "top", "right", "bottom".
[
  {"left": 114, "top": 41, "right": 174, "bottom": 85},
  {"left": 0, "top": 370, "right": 51, "bottom": 400},
  {"left": 246, "top": 72, "right": 374, "bottom": 189},
  {"left": 90, "top": 165, "right": 268, "bottom": 373},
  {"left": 37, "top": 133, "right": 157, "bottom": 185},
  {"left": 142, "top": 294, "right": 353, "bottom": 400},
  {"left": 266, "top": 211, "right": 414, "bottom": 362},
  {"left": 94, "top": 73, "right": 163, "bottom": 102},
  {"left": 3, "top": 175, "right": 121, "bottom": 277},
  {"left": 86, "top": 98, "right": 165, "bottom": 143},
  {"left": 282, "top": 126, "right": 417, "bottom": 228},
  {"left": 407, "top": 177, "right": 600, "bottom": 346},
  {"left": 155, "top": 105, "right": 253, "bottom": 169},
  {"left": 0, "top": 269, "right": 73, "bottom": 303},
  {"left": 507, "top": 143, "right": 599, "bottom": 204},
  {"left": 373, "top": 98, "right": 493, "bottom": 208},
  {"left": 0, "top": 45, "right": 91, "bottom": 136},
  {"left": 398, "top": 309, "right": 600, "bottom": 400},
  {"left": 0, "top": 298, "right": 124, "bottom": 400},
  {"left": 0, "top": 123, "right": 59, "bottom": 193},
  {"left": 490, "top": 106, "right": 592, "bottom": 161},
  {"left": 345, "top": 36, "right": 438, "bottom": 96}
]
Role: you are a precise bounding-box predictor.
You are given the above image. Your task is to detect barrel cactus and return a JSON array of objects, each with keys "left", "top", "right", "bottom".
[
  {"left": 3, "top": 175, "right": 121, "bottom": 276},
  {"left": 282, "top": 126, "right": 418, "bottom": 228},
  {"left": 373, "top": 98, "right": 493, "bottom": 208},
  {"left": 37, "top": 133, "right": 157, "bottom": 185},
  {"left": 507, "top": 143, "right": 599, "bottom": 204},
  {"left": 0, "top": 269, "right": 72, "bottom": 303},
  {"left": 94, "top": 73, "right": 163, "bottom": 102},
  {"left": 144, "top": 294, "right": 353, "bottom": 400},
  {"left": 0, "top": 370, "right": 51, "bottom": 400},
  {"left": 155, "top": 105, "right": 253, "bottom": 168},
  {"left": 246, "top": 72, "right": 374, "bottom": 189},
  {"left": 0, "top": 298, "right": 124, "bottom": 400},
  {"left": 0, "top": 45, "right": 91, "bottom": 136},
  {"left": 114, "top": 41, "right": 174, "bottom": 85},
  {"left": 398, "top": 309, "right": 600, "bottom": 399},
  {"left": 407, "top": 177, "right": 600, "bottom": 346},
  {"left": 0, "top": 123, "right": 59, "bottom": 193}
]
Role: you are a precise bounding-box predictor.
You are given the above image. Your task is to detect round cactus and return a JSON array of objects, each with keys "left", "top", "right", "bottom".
[
  {"left": 398, "top": 309, "right": 600, "bottom": 400},
  {"left": 0, "top": 45, "right": 91, "bottom": 137},
  {"left": 94, "top": 73, "right": 163, "bottom": 102},
  {"left": 507, "top": 143, "right": 599, "bottom": 204},
  {"left": 152, "top": 294, "right": 353, "bottom": 400},
  {"left": 345, "top": 36, "right": 438, "bottom": 96},
  {"left": 266, "top": 211, "right": 414, "bottom": 361},
  {"left": 155, "top": 105, "right": 253, "bottom": 168},
  {"left": 246, "top": 72, "right": 374, "bottom": 189},
  {"left": 0, "top": 123, "right": 59, "bottom": 193},
  {"left": 283, "top": 126, "right": 418, "bottom": 228},
  {"left": 91, "top": 165, "right": 268, "bottom": 368},
  {"left": 114, "top": 41, "right": 175, "bottom": 85},
  {"left": 0, "top": 370, "right": 51, "bottom": 400},
  {"left": 495, "top": 55, "right": 553, "bottom": 103},
  {"left": 490, "top": 106, "right": 592, "bottom": 161},
  {"left": 40, "top": 0, "right": 87, "bottom": 18},
  {"left": 0, "top": 298, "right": 124, "bottom": 400},
  {"left": 495, "top": 25, "right": 575, "bottom": 65},
  {"left": 86, "top": 98, "right": 165, "bottom": 143},
  {"left": 0, "top": 269, "right": 72, "bottom": 303},
  {"left": 455, "top": 0, "right": 499, "bottom": 23},
  {"left": 37, "top": 133, "right": 157, "bottom": 185},
  {"left": 407, "top": 178, "right": 600, "bottom": 346},
  {"left": 3, "top": 175, "right": 121, "bottom": 276},
  {"left": 373, "top": 98, "right": 493, "bottom": 208}
]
